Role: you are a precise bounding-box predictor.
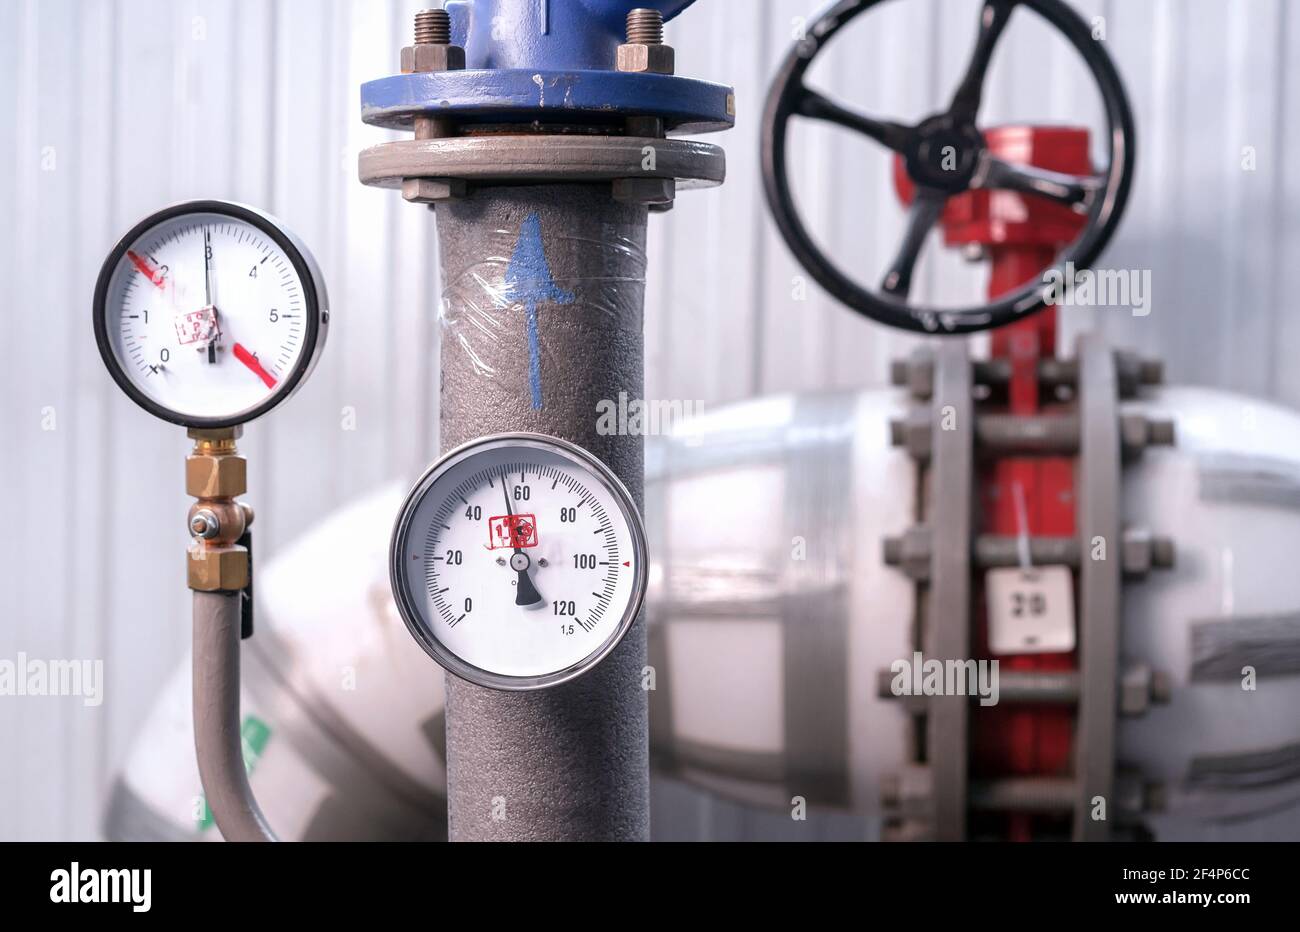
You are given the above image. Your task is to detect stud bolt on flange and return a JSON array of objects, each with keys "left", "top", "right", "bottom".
[{"left": 401, "top": 9, "right": 466, "bottom": 204}]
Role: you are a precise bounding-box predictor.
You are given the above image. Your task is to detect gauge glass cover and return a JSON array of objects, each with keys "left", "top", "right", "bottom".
[
  {"left": 391, "top": 434, "right": 648, "bottom": 690},
  {"left": 93, "top": 201, "right": 325, "bottom": 428}
]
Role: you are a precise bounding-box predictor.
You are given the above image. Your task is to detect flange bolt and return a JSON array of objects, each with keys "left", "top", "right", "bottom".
[
  {"left": 627, "top": 8, "right": 665, "bottom": 44},
  {"left": 414, "top": 8, "right": 451, "bottom": 45}
]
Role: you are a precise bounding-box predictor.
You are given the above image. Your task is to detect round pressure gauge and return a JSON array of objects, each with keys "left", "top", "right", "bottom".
[
  {"left": 93, "top": 200, "right": 328, "bottom": 429},
  {"left": 390, "top": 434, "right": 649, "bottom": 690}
]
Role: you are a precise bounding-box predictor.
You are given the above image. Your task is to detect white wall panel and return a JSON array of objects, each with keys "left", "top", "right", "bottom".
[{"left": 0, "top": 0, "right": 1295, "bottom": 840}]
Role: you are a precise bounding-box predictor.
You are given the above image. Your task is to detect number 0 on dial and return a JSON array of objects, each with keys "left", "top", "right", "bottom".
[{"left": 389, "top": 434, "right": 649, "bottom": 690}]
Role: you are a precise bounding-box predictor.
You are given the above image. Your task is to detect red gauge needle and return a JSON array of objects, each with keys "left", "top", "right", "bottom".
[
  {"left": 126, "top": 249, "right": 166, "bottom": 289},
  {"left": 232, "top": 342, "right": 278, "bottom": 389}
]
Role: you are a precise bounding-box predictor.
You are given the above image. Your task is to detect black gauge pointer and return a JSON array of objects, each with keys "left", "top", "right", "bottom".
[
  {"left": 204, "top": 228, "right": 217, "bottom": 364},
  {"left": 502, "top": 469, "right": 543, "bottom": 606}
]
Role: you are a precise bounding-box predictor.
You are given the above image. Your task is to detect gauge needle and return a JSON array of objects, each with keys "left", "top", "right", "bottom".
[
  {"left": 203, "top": 227, "right": 214, "bottom": 306},
  {"left": 202, "top": 229, "right": 217, "bottom": 363},
  {"left": 232, "top": 342, "right": 277, "bottom": 389},
  {"left": 502, "top": 470, "right": 543, "bottom": 606},
  {"left": 126, "top": 250, "right": 166, "bottom": 290}
]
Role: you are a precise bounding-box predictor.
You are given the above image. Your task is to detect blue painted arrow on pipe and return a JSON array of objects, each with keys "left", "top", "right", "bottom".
[{"left": 504, "top": 212, "right": 575, "bottom": 410}]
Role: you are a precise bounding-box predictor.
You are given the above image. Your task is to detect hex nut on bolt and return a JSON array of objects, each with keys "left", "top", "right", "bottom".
[
  {"left": 1121, "top": 414, "right": 1176, "bottom": 459},
  {"left": 403, "top": 9, "right": 461, "bottom": 74},
  {"left": 1120, "top": 664, "right": 1171, "bottom": 717},
  {"left": 889, "top": 349, "right": 935, "bottom": 400},
  {"left": 889, "top": 410, "right": 932, "bottom": 461},
  {"left": 882, "top": 525, "right": 932, "bottom": 581},
  {"left": 617, "top": 9, "right": 675, "bottom": 75},
  {"left": 616, "top": 43, "right": 675, "bottom": 74},
  {"left": 612, "top": 177, "right": 676, "bottom": 207},
  {"left": 401, "top": 43, "right": 465, "bottom": 74},
  {"left": 403, "top": 178, "right": 468, "bottom": 204},
  {"left": 1115, "top": 351, "right": 1165, "bottom": 397},
  {"left": 1121, "top": 528, "right": 1176, "bottom": 578}
]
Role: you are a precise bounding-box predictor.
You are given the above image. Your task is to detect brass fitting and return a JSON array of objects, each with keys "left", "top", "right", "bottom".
[
  {"left": 186, "top": 427, "right": 247, "bottom": 499},
  {"left": 185, "top": 427, "right": 252, "bottom": 593},
  {"left": 187, "top": 501, "right": 251, "bottom": 546},
  {"left": 188, "top": 544, "right": 249, "bottom": 592}
]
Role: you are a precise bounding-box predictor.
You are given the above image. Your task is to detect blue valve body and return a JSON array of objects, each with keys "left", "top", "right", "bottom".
[{"left": 360, "top": 0, "right": 733, "bottom": 136}]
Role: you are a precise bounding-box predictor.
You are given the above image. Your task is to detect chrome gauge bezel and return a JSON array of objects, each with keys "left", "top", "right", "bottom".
[{"left": 389, "top": 433, "right": 649, "bottom": 691}]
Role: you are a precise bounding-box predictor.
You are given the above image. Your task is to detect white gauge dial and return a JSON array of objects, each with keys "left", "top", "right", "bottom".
[
  {"left": 93, "top": 201, "right": 327, "bottom": 428},
  {"left": 391, "top": 434, "right": 648, "bottom": 690}
]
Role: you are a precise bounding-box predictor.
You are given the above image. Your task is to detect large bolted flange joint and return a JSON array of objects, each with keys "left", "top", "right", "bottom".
[{"left": 358, "top": 7, "right": 733, "bottom": 211}]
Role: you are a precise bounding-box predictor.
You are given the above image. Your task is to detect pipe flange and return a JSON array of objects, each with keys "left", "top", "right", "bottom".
[
  {"left": 359, "top": 134, "right": 726, "bottom": 203},
  {"left": 360, "top": 70, "right": 735, "bottom": 136}
]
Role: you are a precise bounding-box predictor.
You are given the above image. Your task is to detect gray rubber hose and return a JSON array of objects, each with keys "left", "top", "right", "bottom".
[{"left": 192, "top": 589, "right": 278, "bottom": 842}]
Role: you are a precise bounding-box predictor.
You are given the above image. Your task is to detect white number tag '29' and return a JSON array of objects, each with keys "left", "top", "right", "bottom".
[{"left": 986, "top": 565, "right": 1076, "bottom": 655}]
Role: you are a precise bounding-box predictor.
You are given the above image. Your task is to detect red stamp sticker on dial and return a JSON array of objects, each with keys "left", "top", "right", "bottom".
[
  {"left": 175, "top": 308, "right": 220, "bottom": 345},
  {"left": 488, "top": 514, "right": 538, "bottom": 550}
]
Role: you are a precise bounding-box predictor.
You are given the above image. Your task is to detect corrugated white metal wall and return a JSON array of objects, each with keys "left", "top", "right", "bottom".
[{"left": 1, "top": 0, "right": 1295, "bottom": 841}]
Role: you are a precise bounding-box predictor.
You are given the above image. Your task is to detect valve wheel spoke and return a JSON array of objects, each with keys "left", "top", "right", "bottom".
[
  {"left": 882, "top": 186, "right": 948, "bottom": 298},
  {"left": 948, "top": 0, "right": 1018, "bottom": 121},
  {"left": 977, "top": 155, "right": 1102, "bottom": 209},
  {"left": 796, "top": 85, "right": 913, "bottom": 153}
]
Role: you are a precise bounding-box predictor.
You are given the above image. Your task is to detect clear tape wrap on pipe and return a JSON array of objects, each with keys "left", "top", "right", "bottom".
[{"left": 438, "top": 205, "right": 648, "bottom": 411}]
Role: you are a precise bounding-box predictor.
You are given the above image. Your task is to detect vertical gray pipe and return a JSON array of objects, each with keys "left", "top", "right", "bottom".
[{"left": 436, "top": 184, "right": 650, "bottom": 841}]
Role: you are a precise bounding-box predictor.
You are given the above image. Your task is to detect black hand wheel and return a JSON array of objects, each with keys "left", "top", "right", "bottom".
[{"left": 761, "top": 0, "right": 1136, "bottom": 334}]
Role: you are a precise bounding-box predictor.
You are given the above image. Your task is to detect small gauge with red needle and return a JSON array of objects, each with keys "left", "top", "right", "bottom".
[
  {"left": 390, "top": 434, "right": 649, "bottom": 690},
  {"left": 93, "top": 200, "right": 328, "bottom": 428}
]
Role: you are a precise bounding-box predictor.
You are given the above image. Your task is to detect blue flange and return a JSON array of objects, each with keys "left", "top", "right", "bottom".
[
  {"left": 360, "top": 0, "right": 734, "bottom": 136},
  {"left": 361, "top": 69, "right": 733, "bottom": 136}
]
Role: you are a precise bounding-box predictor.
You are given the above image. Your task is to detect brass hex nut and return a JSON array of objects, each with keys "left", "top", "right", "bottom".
[
  {"left": 401, "top": 43, "right": 465, "bottom": 73},
  {"left": 616, "top": 43, "right": 675, "bottom": 75},
  {"left": 188, "top": 544, "right": 249, "bottom": 592},
  {"left": 186, "top": 453, "right": 247, "bottom": 499}
]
